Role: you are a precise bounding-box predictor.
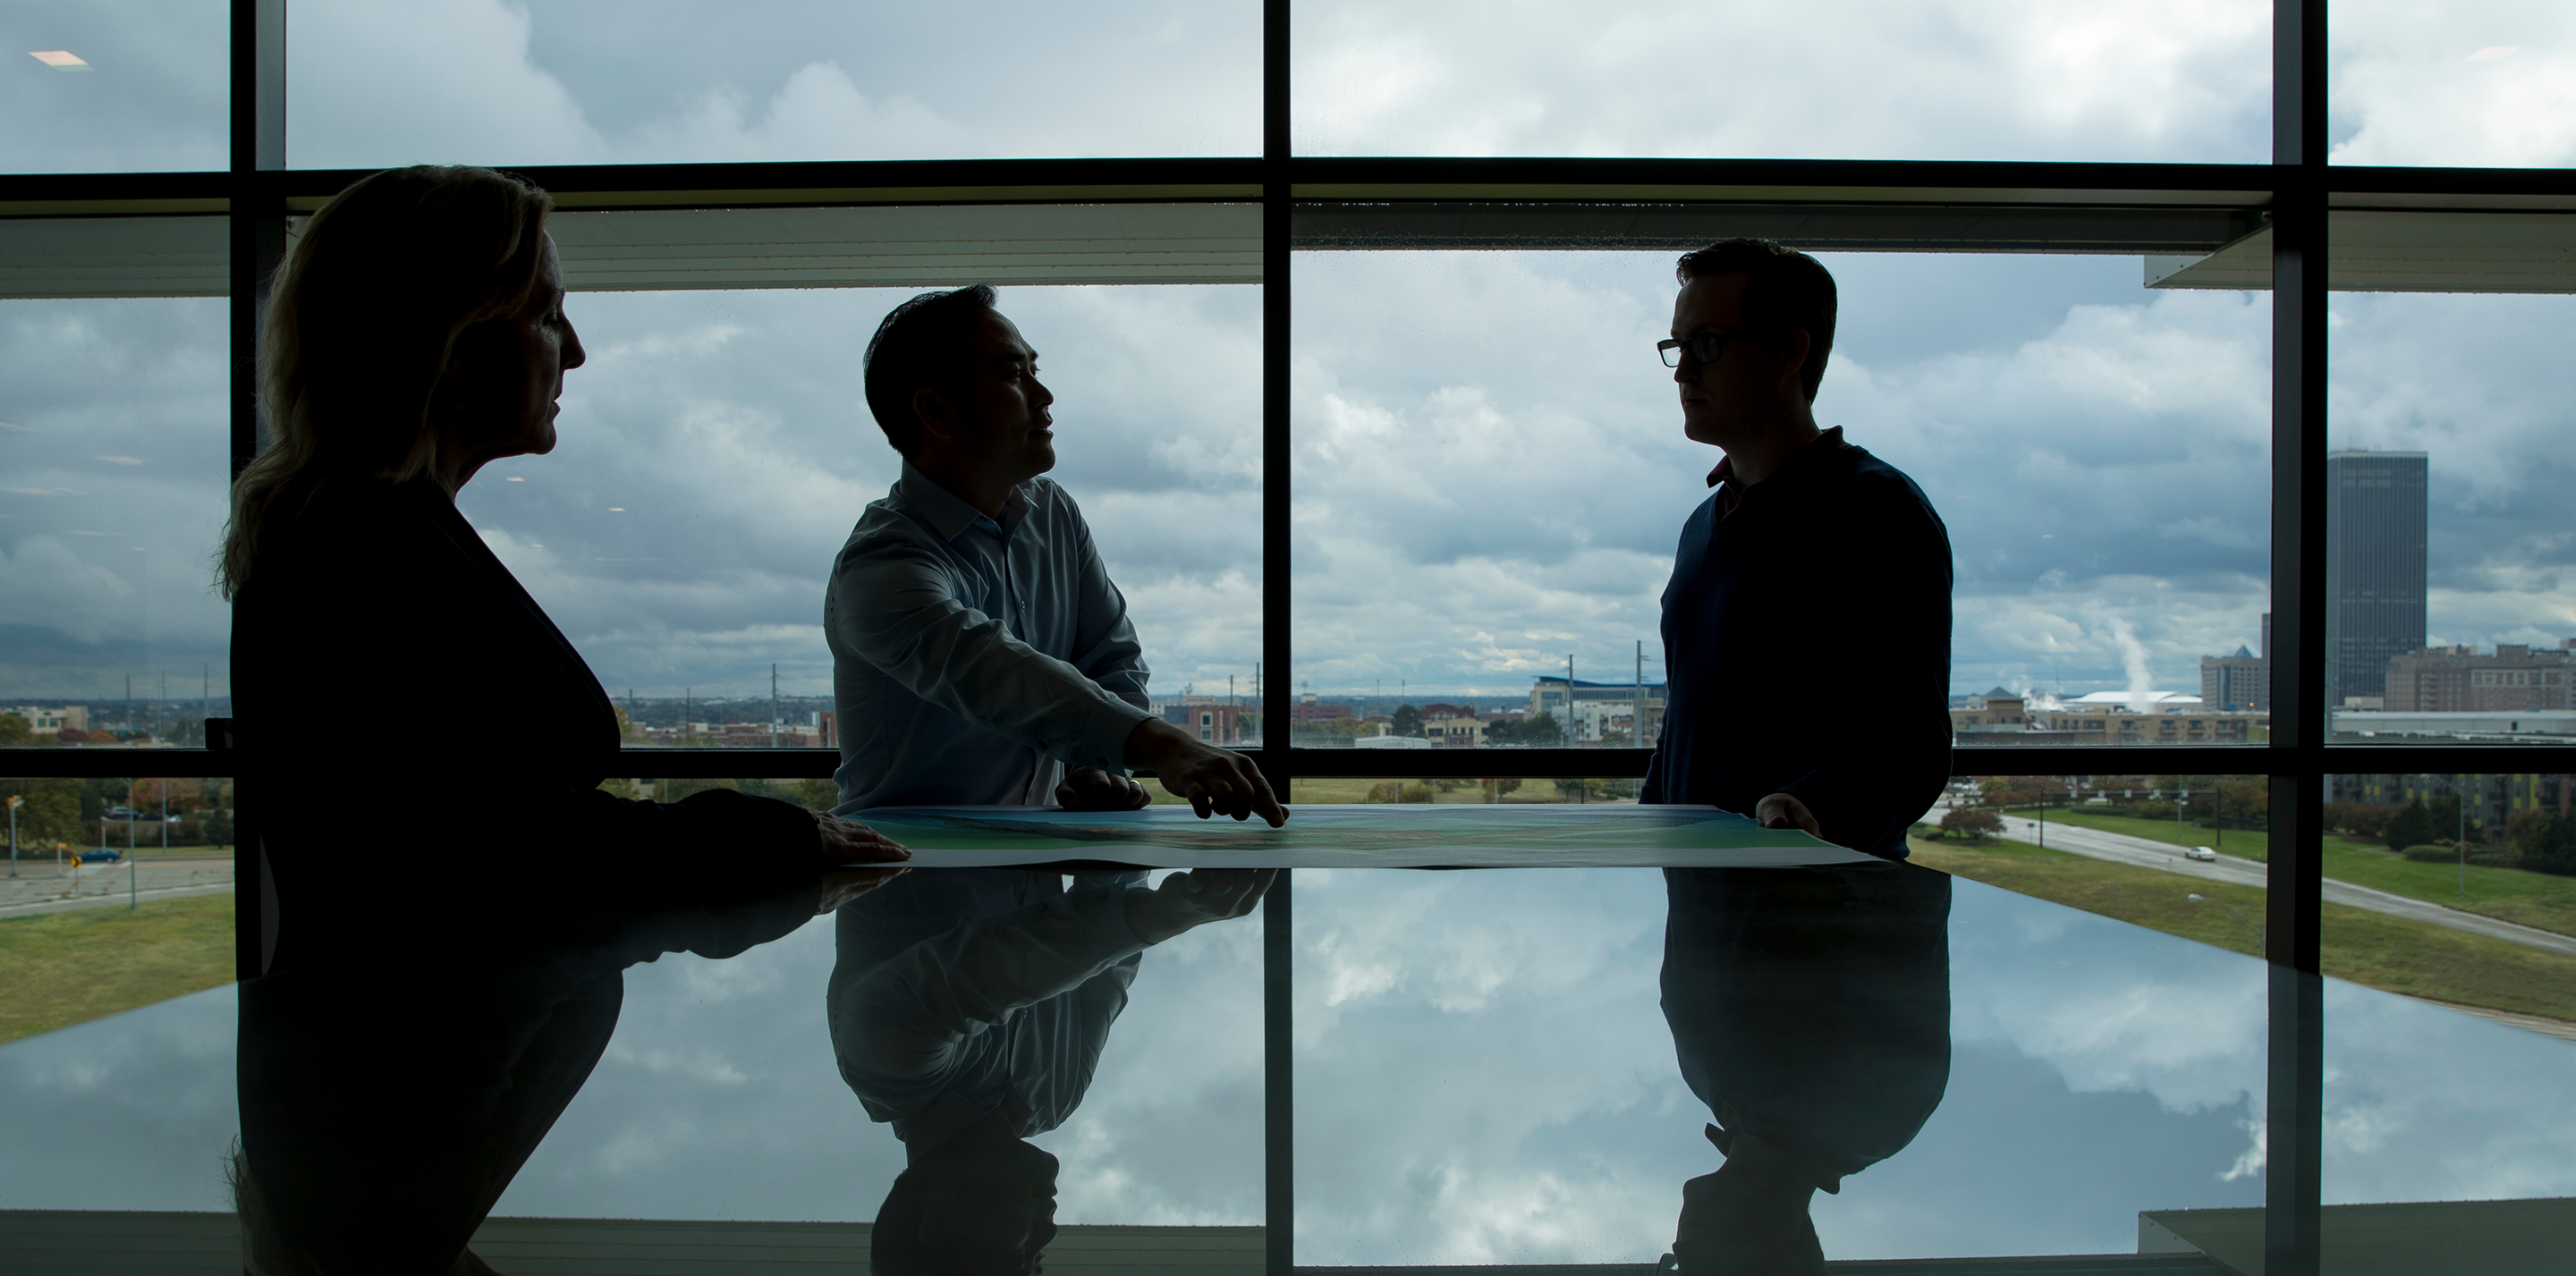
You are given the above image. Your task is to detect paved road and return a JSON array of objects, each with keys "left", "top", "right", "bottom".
[
  {"left": 1983, "top": 814, "right": 2576, "bottom": 959},
  {"left": 0, "top": 858, "right": 235, "bottom": 919}
]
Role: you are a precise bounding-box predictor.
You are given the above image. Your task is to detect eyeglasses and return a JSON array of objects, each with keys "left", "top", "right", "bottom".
[{"left": 1657, "top": 329, "right": 1772, "bottom": 368}]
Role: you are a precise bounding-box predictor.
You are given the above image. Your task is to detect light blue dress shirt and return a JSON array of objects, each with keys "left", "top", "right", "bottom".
[
  {"left": 826, "top": 462, "right": 1154, "bottom": 811},
  {"left": 827, "top": 868, "right": 1148, "bottom": 1155}
]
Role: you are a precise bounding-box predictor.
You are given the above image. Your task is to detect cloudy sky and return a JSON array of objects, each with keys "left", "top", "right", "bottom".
[
  {"left": 6, "top": 870, "right": 2571, "bottom": 1258},
  {"left": 3, "top": 1, "right": 2573, "bottom": 706}
]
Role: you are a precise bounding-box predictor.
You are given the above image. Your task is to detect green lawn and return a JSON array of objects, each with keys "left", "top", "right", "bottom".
[
  {"left": 1911, "top": 836, "right": 2576, "bottom": 1024},
  {"left": 2319, "top": 837, "right": 2576, "bottom": 938},
  {"left": 0, "top": 894, "right": 236, "bottom": 1044}
]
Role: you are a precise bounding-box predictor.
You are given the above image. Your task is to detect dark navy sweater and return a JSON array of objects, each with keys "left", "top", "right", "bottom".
[{"left": 1640, "top": 435, "right": 1954, "bottom": 858}]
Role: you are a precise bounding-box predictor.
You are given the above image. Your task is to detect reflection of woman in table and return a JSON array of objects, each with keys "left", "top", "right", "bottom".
[
  {"left": 832, "top": 867, "right": 1271, "bottom": 1276},
  {"left": 1658, "top": 864, "right": 1953, "bottom": 1276}
]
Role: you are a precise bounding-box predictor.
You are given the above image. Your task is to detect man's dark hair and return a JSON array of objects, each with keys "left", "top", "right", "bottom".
[
  {"left": 1674, "top": 239, "right": 1837, "bottom": 404},
  {"left": 863, "top": 284, "right": 1000, "bottom": 456}
]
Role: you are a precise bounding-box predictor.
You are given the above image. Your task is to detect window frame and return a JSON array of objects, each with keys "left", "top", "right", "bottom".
[{"left": 4, "top": 1, "right": 2575, "bottom": 1269}]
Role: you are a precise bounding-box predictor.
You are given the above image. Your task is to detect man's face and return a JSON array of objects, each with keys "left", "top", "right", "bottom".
[
  {"left": 938, "top": 310, "right": 1056, "bottom": 484},
  {"left": 1669, "top": 271, "right": 1786, "bottom": 450}
]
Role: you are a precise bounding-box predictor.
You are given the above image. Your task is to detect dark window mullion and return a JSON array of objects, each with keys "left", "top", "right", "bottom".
[{"left": 2267, "top": 2, "right": 2329, "bottom": 1272}]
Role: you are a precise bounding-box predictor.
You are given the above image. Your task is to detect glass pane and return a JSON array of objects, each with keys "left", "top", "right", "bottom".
[
  {"left": 0, "top": 0, "right": 228, "bottom": 173},
  {"left": 1292, "top": 866, "right": 2267, "bottom": 1264},
  {"left": 2319, "top": 772, "right": 2576, "bottom": 1263},
  {"left": 453, "top": 285, "right": 1258, "bottom": 778},
  {"left": 287, "top": 0, "right": 1260, "bottom": 168},
  {"left": 2326, "top": 284, "right": 2576, "bottom": 744},
  {"left": 2329, "top": 1, "right": 2576, "bottom": 167},
  {"left": 1291, "top": 251, "right": 2271, "bottom": 755},
  {"left": 0, "top": 298, "right": 232, "bottom": 749},
  {"left": 1292, "top": 0, "right": 2270, "bottom": 162}
]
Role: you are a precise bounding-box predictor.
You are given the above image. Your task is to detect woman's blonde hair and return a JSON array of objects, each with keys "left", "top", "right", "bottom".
[{"left": 217, "top": 165, "right": 554, "bottom": 598}]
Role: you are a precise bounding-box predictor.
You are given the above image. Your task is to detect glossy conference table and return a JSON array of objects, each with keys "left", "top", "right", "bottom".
[{"left": 1, "top": 804, "right": 2571, "bottom": 1273}]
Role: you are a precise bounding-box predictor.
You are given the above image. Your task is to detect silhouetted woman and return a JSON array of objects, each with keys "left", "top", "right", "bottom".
[{"left": 220, "top": 165, "right": 906, "bottom": 1274}]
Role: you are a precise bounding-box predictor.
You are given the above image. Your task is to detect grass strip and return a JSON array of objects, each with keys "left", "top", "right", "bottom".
[
  {"left": 1911, "top": 838, "right": 2576, "bottom": 1024},
  {"left": 0, "top": 893, "right": 236, "bottom": 1045}
]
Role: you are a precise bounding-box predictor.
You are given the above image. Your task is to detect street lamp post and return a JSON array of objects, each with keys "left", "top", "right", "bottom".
[
  {"left": 6, "top": 794, "right": 20, "bottom": 878},
  {"left": 2458, "top": 782, "right": 2468, "bottom": 900},
  {"left": 2189, "top": 892, "right": 2265, "bottom": 952}
]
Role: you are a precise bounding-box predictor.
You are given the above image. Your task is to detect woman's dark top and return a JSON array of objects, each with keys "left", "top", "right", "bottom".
[{"left": 231, "top": 476, "right": 820, "bottom": 967}]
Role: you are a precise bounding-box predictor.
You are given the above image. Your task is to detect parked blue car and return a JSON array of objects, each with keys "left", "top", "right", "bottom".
[{"left": 77, "top": 849, "right": 122, "bottom": 865}]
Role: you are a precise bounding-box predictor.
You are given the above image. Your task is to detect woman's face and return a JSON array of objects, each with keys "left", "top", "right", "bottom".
[{"left": 444, "top": 233, "right": 585, "bottom": 481}]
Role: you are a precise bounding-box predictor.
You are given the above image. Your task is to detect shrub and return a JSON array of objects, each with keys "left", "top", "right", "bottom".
[
  {"left": 1397, "top": 782, "right": 1434, "bottom": 804},
  {"left": 1941, "top": 807, "right": 2004, "bottom": 841},
  {"left": 2399, "top": 844, "right": 2456, "bottom": 863},
  {"left": 2326, "top": 802, "right": 2396, "bottom": 841},
  {"left": 2383, "top": 799, "right": 2436, "bottom": 855},
  {"left": 1364, "top": 782, "right": 1401, "bottom": 803}
]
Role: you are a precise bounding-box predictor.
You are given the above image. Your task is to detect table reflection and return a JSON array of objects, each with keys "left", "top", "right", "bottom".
[
  {"left": 234, "top": 865, "right": 894, "bottom": 1274},
  {"left": 1660, "top": 863, "right": 1953, "bottom": 1275},
  {"left": 829, "top": 867, "right": 1273, "bottom": 1276}
]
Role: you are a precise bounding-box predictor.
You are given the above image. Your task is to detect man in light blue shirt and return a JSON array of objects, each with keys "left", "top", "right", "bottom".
[{"left": 826, "top": 284, "right": 1284, "bottom": 824}]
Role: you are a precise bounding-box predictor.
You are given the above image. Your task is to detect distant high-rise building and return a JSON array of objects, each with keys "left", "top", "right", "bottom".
[
  {"left": 2201, "top": 646, "right": 2269, "bottom": 711},
  {"left": 2326, "top": 452, "right": 2428, "bottom": 706}
]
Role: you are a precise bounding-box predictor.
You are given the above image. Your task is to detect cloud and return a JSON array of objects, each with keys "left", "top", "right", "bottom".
[
  {"left": 1291, "top": 0, "right": 2269, "bottom": 162},
  {"left": 284, "top": 0, "right": 1259, "bottom": 168},
  {"left": 2328, "top": 1, "right": 2576, "bottom": 166}
]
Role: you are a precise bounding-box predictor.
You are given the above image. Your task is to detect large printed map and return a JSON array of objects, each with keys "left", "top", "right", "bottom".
[{"left": 850, "top": 803, "right": 1872, "bottom": 869}]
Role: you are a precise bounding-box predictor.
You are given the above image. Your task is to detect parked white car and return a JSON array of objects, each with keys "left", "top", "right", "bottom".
[{"left": 2184, "top": 845, "right": 2218, "bottom": 862}]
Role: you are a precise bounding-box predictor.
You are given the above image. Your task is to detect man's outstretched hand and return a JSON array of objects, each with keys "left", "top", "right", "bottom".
[
  {"left": 1056, "top": 765, "right": 1151, "bottom": 812},
  {"left": 1753, "top": 791, "right": 1822, "bottom": 839},
  {"left": 1123, "top": 718, "right": 1288, "bottom": 827}
]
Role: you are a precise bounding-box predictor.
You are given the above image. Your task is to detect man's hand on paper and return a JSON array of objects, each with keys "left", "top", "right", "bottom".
[
  {"left": 1123, "top": 718, "right": 1288, "bottom": 827},
  {"left": 1753, "top": 791, "right": 1822, "bottom": 838}
]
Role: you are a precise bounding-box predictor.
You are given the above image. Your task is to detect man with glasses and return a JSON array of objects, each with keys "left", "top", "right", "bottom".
[{"left": 1642, "top": 240, "right": 1953, "bottom": 859}]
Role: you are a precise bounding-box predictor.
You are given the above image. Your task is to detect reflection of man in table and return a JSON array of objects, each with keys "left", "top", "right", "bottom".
[
  {"left": 1659, "top": 864, "right": 1953, "bottom": 1275},
  {"left": 1641, "top": 239, "right": 1952, "bottom": 858},
  {"left": 826, "top": 283, "right": 1284, "bottom": 825},
  {"left": 832, "top": 866, "right": 1272, "bottom": 1276}
]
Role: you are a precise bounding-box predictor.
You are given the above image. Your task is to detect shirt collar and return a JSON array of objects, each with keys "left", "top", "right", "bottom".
[
  {"left": 1706, "top": 426, "right": 1846, "bottom": 490},
  {"left": 898, "top": 461, "right": 1035, "bottom": 542}
]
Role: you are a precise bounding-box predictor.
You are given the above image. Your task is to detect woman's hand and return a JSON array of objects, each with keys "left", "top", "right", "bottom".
[
  {"left": 813, "top": 808, "right": 912, "bottom": 865},
  {"left": 811, "top": 810, "right": 911, "bottom": 913}
]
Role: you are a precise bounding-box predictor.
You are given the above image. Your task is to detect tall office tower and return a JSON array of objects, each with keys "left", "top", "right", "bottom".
[{"left": 2326, "top": 452, "right": 2428, "bottom": 706}]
